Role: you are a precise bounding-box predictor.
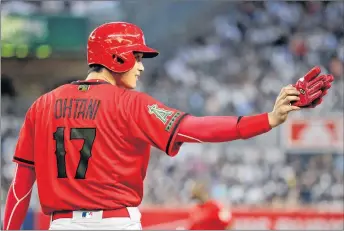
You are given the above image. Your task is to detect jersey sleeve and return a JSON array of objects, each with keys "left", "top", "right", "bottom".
[
  {"left": 13, "top": 104, "right": 35, "bottom": 167},
  {"left": 127, "top": 92, "right": 188, "bottom": 156}
]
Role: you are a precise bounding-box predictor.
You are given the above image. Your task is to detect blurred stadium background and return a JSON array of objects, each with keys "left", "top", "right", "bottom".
[{"left": 1, "top": 1, "right": 343, "bottom": 230}]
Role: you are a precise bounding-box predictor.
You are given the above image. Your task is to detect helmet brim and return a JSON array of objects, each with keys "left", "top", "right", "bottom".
[
  {"left": 133, "top": 44, "right": 159, "bottom": 58},
  {"left": 108, "top": 44, "right": 159, "bottom": 59}
]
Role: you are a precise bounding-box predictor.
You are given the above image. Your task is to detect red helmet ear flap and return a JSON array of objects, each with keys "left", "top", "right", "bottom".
[{"left": 107, "top": 50, "right": 136, "bottom": 73}]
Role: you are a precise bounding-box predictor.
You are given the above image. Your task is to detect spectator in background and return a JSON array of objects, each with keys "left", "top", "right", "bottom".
[
  {"left": 1, "top": 74, "right": 16, "bottom": 98},
  {"left": 1, "top": 74, "right": 17, "bottom": 116},
  {"left": 329, "top": 57, "right": 343, "bottom": 80}
]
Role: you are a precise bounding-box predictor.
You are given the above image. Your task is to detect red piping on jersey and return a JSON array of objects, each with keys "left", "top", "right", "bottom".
[
  {"left": 3, "top": 164, "right": 36, "bottom": 230},
  {"left": 176, "top": 113, "right": 271, "bottom": 143}
]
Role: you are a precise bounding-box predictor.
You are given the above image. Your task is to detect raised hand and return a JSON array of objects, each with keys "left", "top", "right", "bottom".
[{"left": 268, "top": 85, "right": 301, "bottom": 128}]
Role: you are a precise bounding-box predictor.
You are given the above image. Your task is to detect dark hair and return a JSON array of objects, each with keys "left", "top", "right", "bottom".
[
  {"left": 88, "top": 64, "right": 105, "bottom": 74},
  {"left": 87, "top": 54, "right": 126, "bottom": 74}
]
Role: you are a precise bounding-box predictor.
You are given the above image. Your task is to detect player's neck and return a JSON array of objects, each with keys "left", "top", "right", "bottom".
[{"left": 86, "top": 70, "right": 116, "bottom": 85}]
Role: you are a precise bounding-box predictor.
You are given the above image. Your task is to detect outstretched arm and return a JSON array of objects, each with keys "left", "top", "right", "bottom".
[
  {"left": 176, "top": 113, "right": 271, "bottom": 143},
  {"left": 176, "top": 85, "right": 301, "bottom": 143},
  {"left": 3, "top": 164, "right": 36, "bottom": 230}
]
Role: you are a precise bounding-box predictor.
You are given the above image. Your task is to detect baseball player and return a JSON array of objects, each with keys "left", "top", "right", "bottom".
[
  {"left": 3, "top": 22, "right": 334, "bottom": 230},
  {"left": 186, "top": 182, "right": 233, "bottom": 230}
]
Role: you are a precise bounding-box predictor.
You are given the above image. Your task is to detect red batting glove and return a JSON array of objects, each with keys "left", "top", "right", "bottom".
[
  {"left": 304, "top": 74, "right": 334, "bottom": 108},
  {"left": 318, "top": 74, "right": 334, "bottom": 97},
  {"left": 291, "top": 66, "right": 325, "bottom": 108}
]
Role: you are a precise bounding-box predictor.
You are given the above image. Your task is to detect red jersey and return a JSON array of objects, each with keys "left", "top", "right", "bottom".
[
  {"left": 188, "top": 200, "right": 232, "bottom": 230},
  {"left": 13, "top": 79, "right": 187, "bottom": 215}
]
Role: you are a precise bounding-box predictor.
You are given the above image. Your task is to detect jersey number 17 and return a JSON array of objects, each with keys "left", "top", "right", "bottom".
[{"left": 53, "top": 127, "right": 96, "bottom": 179}]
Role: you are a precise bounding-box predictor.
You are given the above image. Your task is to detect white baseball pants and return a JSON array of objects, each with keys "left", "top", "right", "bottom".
[{"left": 49, "top": 207, "right": 142, "bottom": 230}]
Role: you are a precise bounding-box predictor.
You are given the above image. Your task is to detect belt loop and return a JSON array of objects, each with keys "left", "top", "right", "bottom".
[{"left": 126, "top": 207, "right": 141, "bottom": 222}]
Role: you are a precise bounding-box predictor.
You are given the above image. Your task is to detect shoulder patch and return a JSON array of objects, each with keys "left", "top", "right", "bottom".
[{"left": 147, "top": 104, "right": 173, "bottom": 124}]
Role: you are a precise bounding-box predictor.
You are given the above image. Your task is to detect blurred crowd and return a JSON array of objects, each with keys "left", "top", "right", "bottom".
[
  {"left": 144, "top": 146, "right": 343, "bottom": 209},
  {"left": 1, "top": 1, "right": 343, "bottom": 213},
  {"left": 148, "top": 1, "right": 344, "bottom": 116}
]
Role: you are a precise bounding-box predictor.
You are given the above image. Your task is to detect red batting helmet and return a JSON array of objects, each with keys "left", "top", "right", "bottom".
[{"left": 87, "top": 22, "right": 159, "bottom": 73}]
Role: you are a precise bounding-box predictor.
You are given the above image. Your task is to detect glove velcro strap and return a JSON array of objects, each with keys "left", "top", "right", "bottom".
[{"left": 237, "top": 113, "right": 272, "bottom": 139}]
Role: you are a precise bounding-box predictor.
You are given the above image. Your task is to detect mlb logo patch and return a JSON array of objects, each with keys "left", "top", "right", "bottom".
[{"left": 81, "top": 211, "right": 93, "bottom": 218}]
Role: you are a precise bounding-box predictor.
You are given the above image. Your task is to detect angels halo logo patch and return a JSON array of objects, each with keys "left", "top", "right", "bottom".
[{"left": 147, "top": 104, "right": 173, "bottom": 124}]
